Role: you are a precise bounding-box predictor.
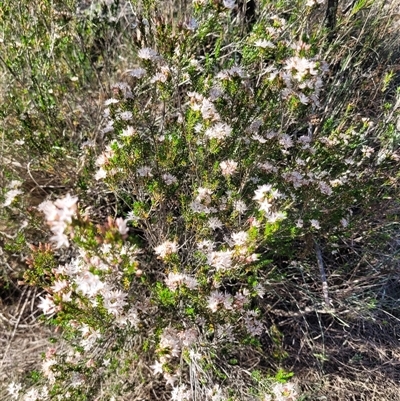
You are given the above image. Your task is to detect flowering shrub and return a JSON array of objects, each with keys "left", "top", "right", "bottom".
[{"left": 2, "top": 0, "right": 400, "bottom": 400}]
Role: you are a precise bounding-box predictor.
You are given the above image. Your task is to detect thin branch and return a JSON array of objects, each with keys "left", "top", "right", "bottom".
[{"left": 314, "top": 239, "right": 331, "bottom": 307}]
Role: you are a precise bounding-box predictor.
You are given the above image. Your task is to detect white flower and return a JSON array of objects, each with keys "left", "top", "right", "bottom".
[
  {"left": 129, "top": 67, "right": 146, "bottom": 78},
  {"left": 121, "top": 126, "right": 136, "bottom": 137},
  {"left": 219, "top": 159, "right": 238, "bottom": 176},
  {"left": 258, "top": 199, "right": 273, "bottom": 214},
  {"left": 362, "top": 145, "right": 375, "bottom": 158},
  {"left": 38, "top": 294, "right": 56, "bottom": 315},
  {"left": 126, "top": 210, "right": 139, "bottom": 222},
  {"left": 233, "top": 200, "right": 248, "bottom": 214},
  {"left": 310, "top": 219, "right": 320, "bottom": 229},
  {"left": 208, "top": 217, "right": 223, "bottom": 230},
  {"left": 155, "top": 240, "right": 178, "bottom": 259},
  {"left": 205, "top": 122, "right": 232, "bottom": 140},
  {"left": 7, "top": 382, "right": 22, "bottom": 400},
  {"left": 51, "top": 280, "right": 68, "bottom": 294},
  {"left": 102, "top": 289, "right": 128, "bottom": 316},
  {"left": 119, "top": 111, "right": 133, "bottom": 121},
  {"left": 164, "top": 372, "right": 177, "bottom": 387},
  {"left": 231, "top": 231, "right": 248, "bottom": 246},
  {"left": 104, "top": 98, "right": 119, "bottom": 105},
  {"left": 137, "top": 166, "right": 153, "bottom": 177},
  {"left": 95, "top": 167, "right": 107, "bottom": 180},
  {"left": 185, "top": 17, "right": 198, "bottom": 30},
  {"left": 306, "top": 0, "right": 325, "bottom": 6},
  {"left": 254, "top": 283, "right": 266, "bottom": 298},
  {"left": 3, "top": 189, "right": 23, "bottom": 206},
  {"left": 279, "top": 134, "right": 294, "bottom": 149},
  {"left": 298, "top": 92, "right": 310, "bottom": 105},
  {"left": 207, "top": 290, "right": 225, "bottom": 312},
  {"left": 162, "top": 173, "right": 178, "bottom": 185},
  {"left": 196, "top": 187, "right": 213, "bottom": 203},
  {"left": 267, "top": 211, "right": 286, "bottom": 223},
  {"left": 137, "top": 47, "right": 158, "bottom": 60},
  {"left": 115, "top": 217, "right": 129, "bottom": 235},
  {"left": 318, "top": 181, "right": 332, "bottom": 195},
  {"left": 7, "top": 180, "right": 22, "bottom": 189},
  {"left": 207, "top": 250, "right": 233, "bottom": 271},
  {"left": 284, "top": 56, "right": 318, "bottom": 80},
  {"left": 272, "top": 382, "right": 298, "bottom": 400},
  {"left": 200, "top": 98, "right": 220, "bottom": 120},
  {"left": 254, "top": 39, "right": 275, "bottom": 48},
  {"left": 253, "top": 184, "right": 273, "bottom": 202},
  {"left": 165, "top": 272, "right": 198, "bottom": 291},
  {"left": 171, "top": 384, "right": 190, "bottom": 401},
  {"left": 151, "top": 72, "right": 168, "bottom": 83},
  {"left": 252, "top": 133, "right": 267, "bottom": 143},
  {"left": 150, "top": 360, "right": 164, "bottom": 375},
  {"left": 75, "top": 271, "right": 104, "bottom": 297},
  {"left": 49, "top": 224, "right": 70, "bottom": 248},
  {"left": 23, "top": 388, "right": 40, "bottom": 401},
  {"left": 223, "top": 0, "right": 236, "bottom": 9}
]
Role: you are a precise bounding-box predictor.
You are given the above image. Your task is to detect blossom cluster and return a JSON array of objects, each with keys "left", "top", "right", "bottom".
[{"left": 37, "top": 194, "right": 78, "bottom": 248}]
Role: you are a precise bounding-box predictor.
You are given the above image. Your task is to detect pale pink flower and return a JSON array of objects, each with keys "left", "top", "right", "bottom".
[
  {"left": 155, "top": 240, "right": 178, "bottom": 259},
  {"left": 75, "top": 271, "right": 104, "bottom": 297},
  {"left": 279, "top": 134, "right": 294, "bottom": 149},
  {"left": 121, "top": 126, "right": 136, "bottom": 137},
  {"left": 223, "top": 0, "right": 236, "bottom": 9},
  {"left": 207, "top": 250, "right": 233, "bottom": 271},
  {"left": 205, "top": 122, "right": 232, "bottom": 140},
  {"left": 162, "top": 173, "right": 178, "bottom": 185},
  {"left": 208, "top": 217, "right": 223, "bottom": 230},
  {"left": 129, "top": 67, "right": 146, "bottom": 78},
  {"left": 196, "top": 187, "right": 213, "bottom": 203},
  {"left": 207, "top": 290, "right": 225, "bottom": 312},
  {"left": 165, "top": 272, "right": 198, "bottom": 291},
  {"left": 200, "top": 98, "right": 220, "bottom": 120},
  {"left": 340, "top": 218, "right": 349, "bottom": 228},
  {"left": 231, "top": 231, "right": 248, "bottom": 246},
  {"left": 50, "top": 280, "right": 68, "bottom": 294},
  {"left": 116, "top": 217, "right": 129, "bottom": 235},
  {"left": 38, "top": 294, "right": 56, "bottom": 315},
  {"left": 137, "top": 47, "right": 158, "bottom": 60},
  {"left": 7, "top": 382, "right": 22, "bottom": 400},
  {"left": 3, "top": 189, "right": 23, "bottom": 206},
  {"left": 197, "top": 240, "right": 214, "bottom": 252},
  {"left": 24, "top": 388, "right": 39, "bottom": 401},
  {"left": 119, "top": 111, "right": 133, "bottom": 121},
  {"left": 102, "top": 289, "right": 128, "bottom": 316},
  {"left": 220, "top": 159, "right": 238, "bottom": 176},
  {"left": 318, "top": 181, "right": 333, "bottom": 195},
  {"left": 95, "top": 167, "right": 107, "bottom": 180},
  {"left": 104, "top": 98, "right": 119, "bottom": 105},
  {"left": 150, "top": 360, "right": 164, "bottom": 375},
  {"left": 137, "top": 166, "right": 153, "bottom": 177},
  {"left": 254, "top": 39, "right": 275, "bottom": 48},
  {"left": 171, "top": 384, "right": 190, "bottom": 401},
  {"left": 233, "top": 200, "right": 248, "bottom": 213},
  {"left": 310, "top": 219, "right": 320, "bottom": 229}
]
